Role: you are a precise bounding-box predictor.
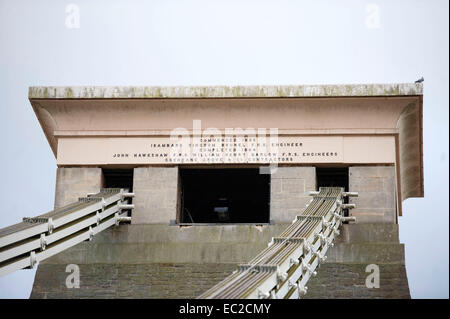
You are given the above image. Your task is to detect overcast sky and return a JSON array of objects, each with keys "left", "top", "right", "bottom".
[{"left": 0, "top": 0, "right": 448, "bottom": 298}]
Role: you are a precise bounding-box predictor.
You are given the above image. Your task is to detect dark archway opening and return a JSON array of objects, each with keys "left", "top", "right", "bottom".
[
  {"left": 316, "top": 167, "right": 349, "bottom": 216},
  {"left": 179, "top": 168, "right": 270, "bottom": 224},
  {"left": 316, "top": 167, "right": 349, "bottom": 191},
  {"left": 102, "top": 169, "right": 134, "bottom": 192},
  {"left": 102, "top": 168, "right": 134, "bottom": 217}
]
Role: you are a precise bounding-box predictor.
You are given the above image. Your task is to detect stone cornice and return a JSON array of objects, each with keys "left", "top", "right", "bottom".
[{"left": 29, "top": 83, "right": 423, "bottom": 99}]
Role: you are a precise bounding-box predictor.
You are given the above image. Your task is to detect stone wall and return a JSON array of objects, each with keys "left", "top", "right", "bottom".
[
  {"left": 306, "top": 224, "right": 410, "bottom": 298},
  {"left": 37, "top": 224, "right": 286, "bottom": 264},
  {"left": 54, "top": 167, "right": 103, "bottom": 209},
  {"left": 304, "top": 264, "right": 410, "bottom": 299},
  {"left": 37, "top": 164, "right": 408, "bottom": 299},
  {"left": 31, "top": 263, "right": 236, "bottom": 299},
  {"left": 270, "top": 167, "right": 316, "bottom": 223},
  {"left": 30, "top": 224, "right": 284, "bottom": 299},
  {"left": 132, "top": 167, "right": 178, "bottom": 224},
  {"left": 30, "top": 223, "right": 409, "bottom": 299},
  {"left": 348, "top": 166, "right": 397, "bottom": 223}
]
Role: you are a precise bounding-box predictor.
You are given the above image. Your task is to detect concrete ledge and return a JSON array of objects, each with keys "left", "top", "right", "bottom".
[
  {"left": 40, "top": 224, "right": 403, "bottom": 265},
  {"left": 29, "top": 83, "right": 423, "bottom": 99},
  {"left": 335, "top": 224, "right": 399, "bottom": 243},
  {"left": 41, "top": 242, "right": 279, "bottom": 264},
  {"left": 325, "top": 243, "right": 405, "bottom": 264},
  {"left": 78, "top": 223, "right": 399, "bottom": 245},
  {"left": 41, "top": 224, "right": 287, "bottom": 264},
  {"left": 77, "top": 224, "right": 287, "bottom": 244},
  {"left": 41, "top": 241, "right": 406, "bottom": 265}
]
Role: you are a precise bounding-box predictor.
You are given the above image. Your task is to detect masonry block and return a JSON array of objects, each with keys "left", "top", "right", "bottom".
[
  {"left": 270, "top": 167, "right": 315, "bottom": 223},
  {"left": 54, "top": 167, "right": 103, "bottom": 208},
  {"left": 349, "top": 166, "right": 397, "bottom": 223},
  {"left": 132, "top": 167, "right": 178, "bottom": 224}
]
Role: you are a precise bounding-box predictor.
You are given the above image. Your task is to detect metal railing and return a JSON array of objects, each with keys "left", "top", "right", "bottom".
[
  {"left": 198, "top": 187, "right": 357, "bottom": 299},
  {"left": 0, "top": 188, "right": 134, "bottom": 277}
]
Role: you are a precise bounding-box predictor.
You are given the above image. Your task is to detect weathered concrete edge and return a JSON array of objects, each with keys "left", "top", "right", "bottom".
[
  {"left": 28, "top": 83, "right": 423, "bottom": 99},
  {"left": 38, "top": 224, "right": 404, "bottom": 265}
]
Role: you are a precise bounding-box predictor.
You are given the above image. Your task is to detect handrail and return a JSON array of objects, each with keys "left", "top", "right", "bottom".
[{"left": 0, "top": 188, "right": 134, "bottom": 277}]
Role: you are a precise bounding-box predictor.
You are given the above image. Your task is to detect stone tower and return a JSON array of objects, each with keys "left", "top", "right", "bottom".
[{"left": 29, "top": 83, "right": 423, "bottom": 298}]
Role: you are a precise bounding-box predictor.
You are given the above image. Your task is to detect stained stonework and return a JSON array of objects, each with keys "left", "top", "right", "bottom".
[
  {"left": 132, "top": 167, "right": 178, "bottom": 224},
  {"left": 29, "top": 83, "right": 423, "bottom": 99},
  {"left": 304, "top": 263, "right": 410, "bottom": 299},
  {"left": 30, "top": 224, "right": 284, "bottom": 299},
  {"left": 270, "top": 167, "right": 316, "bottom": 223},
  {"left": 30, "top": 223, "right": 409, "bottom": 299},
  {"left": 54, "top": 167, "right": 103, "bottom": 209},
  {"left": 31, "top": 263, "right": 236, "bottom": 299},
  {"left": 348, "top": 166, "right": 397, "bottom": 223},
  {"left": 306, "top": 223, "right": 410, "bottom": 299}
]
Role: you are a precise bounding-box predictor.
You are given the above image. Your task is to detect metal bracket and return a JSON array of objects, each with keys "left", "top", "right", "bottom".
[
  {"left": 302, "top": 260, "right": 317, "bottom": 277},
  {"left": 333, "top": 225, "right": 340, "bottom": 236},
  {"left": 88, "top": 226, "right": 94, "bottom": 241},
  {"left": 333, "top": 211, "right": 343, "bottom": 221},
  {"left": 297, "top": 282, "right": 308, "bottom": 297},
  {"left": 314, "top": 250, "right": 327, "bottom": 263},
  {"left": 40, "top": 234, "right": 47, "bottom": 251},
  {"left": 96, "top": 211, "right": 101, "bottom": 226},
  {"left": 343, "top": 192, "right": 359, "bottom": 197},
  {"left": 30, "top": 251, "right": 36, "bottom": 269},
  {"left": 317, "top": 233, "right": 326, "bottom": 246},
  {"left": 120, "top": 189, "right": 135, "bottom": 201},
  {"left": 101, "top": 198, "right": 106, "bottom": 211},
  {"left": 258, "top": 290, "right": 270, "bottom": 299},
  {"left": 341, "top": 203, "right": 356, "bottom": 210},
  {"left": 303, "top": 240, "right": 312, "bottom": 253},
  {"left": 322, "top": 216, "right": 331, "bottom": 228},
  {"left": 277, "top": 271, "right": 288, "bottom": 283},
  {"left": 118, "top": 203, "right": 135, "bottom": 212},
  {"left": 289, "top": 258, "right": 300, "bottom": 266},
  {"left": 47, "top": 217, "right": 54, "bottom": 234},
  {"left": 115, "top": 216, "right": 132, "bottom": 225}
]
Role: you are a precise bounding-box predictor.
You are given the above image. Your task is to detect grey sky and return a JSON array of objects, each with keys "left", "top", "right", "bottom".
[{"left": 0, "top": 0, "right": 448, "bottom": 298}]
